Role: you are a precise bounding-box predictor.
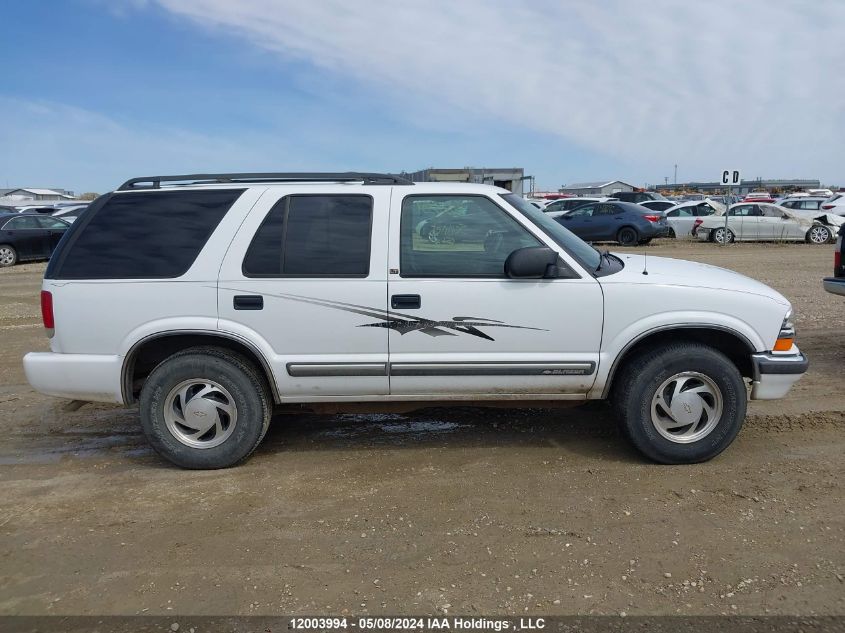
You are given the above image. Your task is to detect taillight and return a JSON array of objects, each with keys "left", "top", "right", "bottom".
[
  {"left": 40, "top": 290, "right": 54, "bottom": 335},
  {"left": 643, "top": 214, "right": 660, "bottom": 223},
  {"left": 822, "top": 204, "right": 834, "bottom": 210},
  {"left": 693, "top": 218, "right": 703, "bottom": 226}
]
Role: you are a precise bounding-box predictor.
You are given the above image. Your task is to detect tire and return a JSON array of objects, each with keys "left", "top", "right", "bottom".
[
  {"left": 617, "top": 226, "right": 639, "bottom": 246},
  {"left": 668, "top": 228, "right": 676, "bottom": 239},
  {"left": 139, "top": 346, "right": 272, "bottom": 469},
  {"left": 806, "top": 225, "right": 831, "bottom": 244},
  {"left": 611, "top": 342, "right": 747, "bottom": 464},
  {"left": 713, "top": 227, "right": 734, "bottom": 244},
  {"left": 0, "top": 244, "right": 17, "bottom": 267}
]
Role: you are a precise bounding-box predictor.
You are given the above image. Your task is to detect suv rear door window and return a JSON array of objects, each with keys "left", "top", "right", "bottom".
[
  {"left": 52, "top": 189, "right": 243, "bottom": 279},
  {"left": 243, "top": 195, "right": 372, "bottom": 277}
]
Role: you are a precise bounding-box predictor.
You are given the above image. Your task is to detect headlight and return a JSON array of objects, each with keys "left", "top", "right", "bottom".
[{"left": 774, "top": 308, "right": 795, "bottom": 351}]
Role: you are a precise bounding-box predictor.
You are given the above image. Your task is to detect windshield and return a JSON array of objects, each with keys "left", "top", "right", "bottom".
[{"left": 501, "top": 194, "right": 601, "bottom": 272}]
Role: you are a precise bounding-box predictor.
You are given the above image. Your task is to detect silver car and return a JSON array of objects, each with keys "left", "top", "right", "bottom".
[{"left": 664, "top": 200, "right": 722, "bottom": 238}]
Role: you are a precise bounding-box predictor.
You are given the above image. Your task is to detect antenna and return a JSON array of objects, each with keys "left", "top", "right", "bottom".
[{"left": 642, "top": 251, "right": 649, "bottom": 275}]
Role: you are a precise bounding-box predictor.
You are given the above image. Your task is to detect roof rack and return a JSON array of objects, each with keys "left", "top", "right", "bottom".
[{"left": 117, "top": 172, "right": 414, "bottom": 191}]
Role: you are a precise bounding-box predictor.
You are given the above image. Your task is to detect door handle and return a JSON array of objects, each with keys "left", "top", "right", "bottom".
[
  {"left": 391, "top": 294, "right": 421, "bottom": 310},
  {"left": 233, "top": 295, "right": 263, "bottom": 310}
]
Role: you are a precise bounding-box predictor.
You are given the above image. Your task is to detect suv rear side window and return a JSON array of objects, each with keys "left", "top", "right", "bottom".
[
  {"left": 243, "top": 195, "right": 372, "bottom": 277},
  {"left": 52, "top": 190, "right": 243, "bottom": 279}
]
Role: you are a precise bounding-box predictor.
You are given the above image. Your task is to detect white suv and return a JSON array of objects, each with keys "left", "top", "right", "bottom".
[{"left": 24, "top": 172, "right": 808, "bottom": 469}]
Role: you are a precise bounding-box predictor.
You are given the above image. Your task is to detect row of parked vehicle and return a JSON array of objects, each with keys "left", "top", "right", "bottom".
[
  {"left": 527, "top": 191, "right": 845, "bottom": 246},
  {"left": 0, "top": 201, "right": 89, "bottom": 267}
]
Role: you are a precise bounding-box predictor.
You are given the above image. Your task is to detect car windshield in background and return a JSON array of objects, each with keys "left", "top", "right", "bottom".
[{"left": 501, "top": 193, "right": 601, "bottom": 272}]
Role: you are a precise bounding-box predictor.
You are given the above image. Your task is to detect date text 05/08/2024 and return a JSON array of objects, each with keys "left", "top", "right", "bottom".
[{"left": 288, "top": 617, "right": 547, "bottom": 631}]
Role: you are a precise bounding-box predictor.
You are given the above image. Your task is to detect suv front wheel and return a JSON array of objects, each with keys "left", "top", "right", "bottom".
[
  {"left": 612, "top": 342, "right": 746, "bottom": 464},
  {"left": 139, "top": 347, "right": 272, "bottom": 469}
]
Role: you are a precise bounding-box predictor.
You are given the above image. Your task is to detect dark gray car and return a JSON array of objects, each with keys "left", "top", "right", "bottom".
[{"left": 552, "top": 201, "right": 669, "bottom": 245}]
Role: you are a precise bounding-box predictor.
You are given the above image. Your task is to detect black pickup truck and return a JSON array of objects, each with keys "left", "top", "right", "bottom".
[{"left": 823, "top": 225, "right": 845, "bottom": 296}]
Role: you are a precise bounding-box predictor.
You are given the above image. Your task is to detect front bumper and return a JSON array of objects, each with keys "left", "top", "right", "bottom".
[
  {"left": 823, "top": 277, "right": 845, "bottom": 296},
  {"left": 749, "top": 351, "right": 809, "bottom": 400}
]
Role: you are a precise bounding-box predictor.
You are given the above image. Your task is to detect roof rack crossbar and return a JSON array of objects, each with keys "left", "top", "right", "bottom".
[{"left": 117, "top": 172, "right": 414, "bottom": 190}]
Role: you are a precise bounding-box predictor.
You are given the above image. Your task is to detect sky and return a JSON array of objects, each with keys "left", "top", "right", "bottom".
[{"left": 1, "top": 0, "right": 843, "bottom": 194}]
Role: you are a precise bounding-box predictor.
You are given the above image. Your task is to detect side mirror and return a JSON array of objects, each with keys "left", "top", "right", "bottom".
[{"left": 504, "top": 246, "right": 560, "bottom": 279}]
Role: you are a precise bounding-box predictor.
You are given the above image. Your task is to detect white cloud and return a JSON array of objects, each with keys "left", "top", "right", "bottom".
[{"left": 150, "top": 0, "right": 845, "bottom": 183}]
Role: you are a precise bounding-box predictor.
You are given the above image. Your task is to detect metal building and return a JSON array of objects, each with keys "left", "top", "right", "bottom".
[
  {"left": 559, "top": 180, "right": 635, "bottom": 197},
  {"left": 404, "top": 167, "right": 526, "bottom": 195}
]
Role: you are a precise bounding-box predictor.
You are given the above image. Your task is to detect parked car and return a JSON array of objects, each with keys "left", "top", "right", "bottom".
[
  {"left": 821, "top": 193, "right": 845, "bottom": 216},
  {"left": 611, "top": 191, "right": 667, "bottom": 204},
  {"left": 543, "top": 196, "right": 614, "bottom": 214},
  {"left": 743, "top": 191, "right": 776, "bottom": 203},
  {"left": 823, "top": 226, "right": 845, "bottom": 296},
  {"left": 638, "top": 200, "right": 676, "bottom": 212},
  {"left": 664, "top": 200, "right": 722, "bottom": 238},
  {"left": 52, "top": 205, "right": 89, "bottom": 223},
  {"left": 551, "top": 200, "right": 669, "bottom": 245},
  {"left": 24, "top": 172, "right": 807, "bottom": 469},
  {"left": 12, "top": 205, "right": 59, "bottom": 215},
  {"left": 695, "top": 203, "right": 843, "bottom": 244},
  {"left": 0, "top": 213, "right": 70, "bottom": 266},
  {"left": 779, "top": 197, "right": 829, "bottom": 211}
]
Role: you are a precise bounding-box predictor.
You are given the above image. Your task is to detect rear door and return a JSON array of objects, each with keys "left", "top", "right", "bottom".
[
  {"left": 386, "top": 192, "right": 603, "bottom": 396},
  {"left": 35, "top": 216, "right": 69, "bottom": 255},
  {"left": 593, "top": 203, "right": 624, "bottom": 240},
  {"left": 217, "top": 187, "right": 390, "bottom": 398},
  {"left": 727, "top": 204, "right": 756, "bottom": 239}
]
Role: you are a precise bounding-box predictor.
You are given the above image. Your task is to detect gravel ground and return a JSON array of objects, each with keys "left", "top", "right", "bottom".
[{"left": 0, "top": 241, "right": 842, "bottom": 617}]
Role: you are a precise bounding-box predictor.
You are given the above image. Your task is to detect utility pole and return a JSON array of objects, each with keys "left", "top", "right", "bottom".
[{"left": 674, "top": 164, "right": 678, "bottom": 186}]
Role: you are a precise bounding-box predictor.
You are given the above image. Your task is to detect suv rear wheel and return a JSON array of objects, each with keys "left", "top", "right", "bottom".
[
  {"left": 612, "top": 342, "right": 746, "bottom": 464},
  {"left": 139, "top": 347, "right": 271, "bottom": 469}
]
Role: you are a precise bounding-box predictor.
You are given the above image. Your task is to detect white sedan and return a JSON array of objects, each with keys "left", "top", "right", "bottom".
[
  {"left": 696, "top": 203, "right": 843, "bottom": 244},
  {"left": 664, "top": 200, "right": 724, "bottom": 238}
]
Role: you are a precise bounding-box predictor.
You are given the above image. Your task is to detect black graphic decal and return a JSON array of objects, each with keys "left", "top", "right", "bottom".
[{"left": 219, "top": 288, "right": 546, "bottom": 341}]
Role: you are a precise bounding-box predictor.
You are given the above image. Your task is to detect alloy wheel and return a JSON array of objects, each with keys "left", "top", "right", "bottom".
[
  {"left": 163, "top": 379, "right": 238, "bottom": 449},
  {"left": 650, "top": 371, "right": 724, "bottom": 443}
]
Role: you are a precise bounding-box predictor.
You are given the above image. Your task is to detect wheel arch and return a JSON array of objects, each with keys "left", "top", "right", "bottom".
[
  {"left": 122, "top": 330, "right": 280, "bottom": 405},
  {"left": 600, "top": 325, "right": 757, "bottom": 398}
]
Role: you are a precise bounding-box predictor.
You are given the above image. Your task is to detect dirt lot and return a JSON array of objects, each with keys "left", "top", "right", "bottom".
[{"left": 0, "top": 241, "right": 842, "bottom": 617}]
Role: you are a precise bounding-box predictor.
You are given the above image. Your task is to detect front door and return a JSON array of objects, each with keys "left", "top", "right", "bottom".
[
  {"left": 558, "top": 203, "right": 597, "bottom": 240},
  {"left": 387, "top": 193, "right": 604, "bottom": 397},
  {"left": 1, "top": 215, "right": 44, "bottom": 259},
  {"left": 217, "top": 188, "right": 390, "bottom": 398}
]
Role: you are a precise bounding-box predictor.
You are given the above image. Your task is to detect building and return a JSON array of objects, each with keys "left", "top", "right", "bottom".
[
  {"left": 559, "top": 180, "right": 635, "bottom": 197},
  {"left": 404, "top": 167, "right": 526, "bottom": 195},
  {"left": 0, "top": 188, "right": 76, "bottom": 201},
  {"left": 654, "top": 179, "right": 821, "bottom": 196}
]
